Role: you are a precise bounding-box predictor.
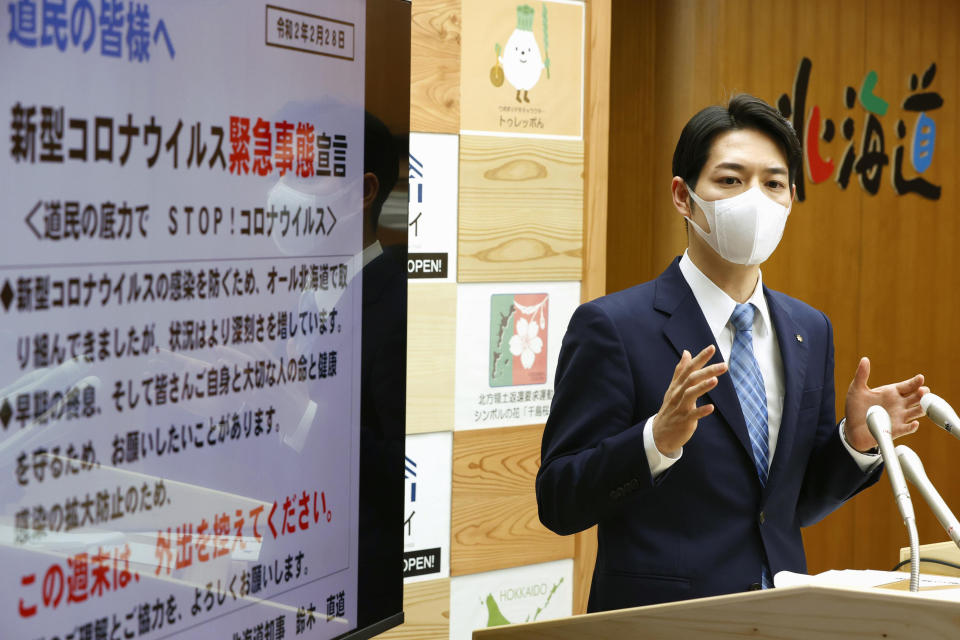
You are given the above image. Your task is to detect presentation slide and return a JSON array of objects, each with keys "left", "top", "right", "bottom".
[{"left": 1, "top": 2, "right": 366, "bottom": 638}]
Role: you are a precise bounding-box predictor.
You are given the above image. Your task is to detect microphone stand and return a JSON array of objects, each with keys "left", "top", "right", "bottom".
[
  {"left": 897, "top": 444, "right": 960, "bottom": 549},
  {"left": 866, "top": 406, "right": 919, "bottom": 592},
  {"left": 905, "top": 515, "right": 920, "bottom": 593}
]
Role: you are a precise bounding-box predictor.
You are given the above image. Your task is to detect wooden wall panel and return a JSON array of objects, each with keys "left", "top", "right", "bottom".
[
  {"left": 451, "top": 424, "right": 575, "bottom": 576},
  {"left": 406, "top": 282, "right": 457, "bottom": 434},
  {"left": 760, "top": 0, "right": 867, "bottom": 575},
  {"left": 573, "top": 0, "right": 612, "bottom": 615},
  {"left": 582, "top": 0, "right": 611, "bottom": 305},
  {"left": 367, "top": 0, "right": 413, "bottom": 137},
  {"left": 458, "top": 136, "right": 584, "bottom": 282},
  {"left": 605, "top": 0, "right": 658, "bottom": 295},
  {"left": 379, "top": 579, "right": 451, "bottom": 640},
  {"left": 851, "top": 0, "right": 960, "bottom": 570},
  {"left": 406, "top": 0, "right": 597, "bottom": 635},
  {"left": 411, "top": 0, "right": 461, "bottom": 134}
]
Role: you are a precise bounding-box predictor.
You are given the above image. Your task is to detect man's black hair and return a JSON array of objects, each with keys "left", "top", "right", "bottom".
[
  {"left": 364, "top": 111, "right": 399, "bottom": 231},
  {"left": 672, "top": 94, "right": 802, "bottom": 191}
]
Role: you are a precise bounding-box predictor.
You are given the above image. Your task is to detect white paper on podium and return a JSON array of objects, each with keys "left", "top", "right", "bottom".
[{"left": 775, "top": 569, "right": 960, "bottom": 599}]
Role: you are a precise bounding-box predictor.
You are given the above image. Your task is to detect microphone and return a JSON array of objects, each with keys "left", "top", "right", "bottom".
[
  {"left": 866, "top": 406, "right": 915, "bottom": 522},
  {"left": 896, "top": 445, "right": 960, "bottom": 548},
  {"left": 920, "top": 393, "right": 960, "bottom": 440}
]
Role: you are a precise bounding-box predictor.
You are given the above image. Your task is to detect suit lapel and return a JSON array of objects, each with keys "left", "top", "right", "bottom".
[
  {"left": 762, "top": 288, "right": 808, "bottom": 497},
  {"left": 655, "top": 260, "right": 753, "bottom": 460}
]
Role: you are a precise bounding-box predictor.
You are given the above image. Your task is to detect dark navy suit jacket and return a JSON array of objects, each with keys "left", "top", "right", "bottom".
[{"left": 536, "top": 258, "right": 880, "bottom": 612}]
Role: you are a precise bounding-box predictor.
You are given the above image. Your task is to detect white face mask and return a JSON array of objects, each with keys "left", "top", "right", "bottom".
[{"left": 686, "top": 185, "right": 791, "bottom": 265}]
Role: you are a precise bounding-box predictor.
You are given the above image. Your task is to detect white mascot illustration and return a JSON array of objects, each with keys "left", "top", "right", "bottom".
[{"left": 495, "top": 4, "right": 550, "bottom": 103}]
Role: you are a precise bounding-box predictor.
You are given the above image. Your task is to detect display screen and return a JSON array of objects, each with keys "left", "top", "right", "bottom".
[{"left": 1, "top": 1, "right": 407, "bottom": 638}]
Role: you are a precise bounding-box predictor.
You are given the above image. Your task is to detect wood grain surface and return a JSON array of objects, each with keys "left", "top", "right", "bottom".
[
  {"left": 899, "top": 541, "right": 960, "bottom": 578},
  {"left": 411, "top": 0, "right": 461, "bottom": 134},
  {"left": 581, "top": 0, "right": 610, "bottom": 306},
  {"left": 604, "top": 0, "right": 658, "bottom": 296},
  {"left": 406, "top": 282, "right": 457, "bottom": 434},
  {"left": 572, "top": 0, "right": 611, "bottom": 615},
  {"left": 473, "top": 584, "right": 960, "bottom": 640},
  {"left": 451, "top": 424, "right": 574, "bottom": 576},
  {"left": 852, "top": 0, "right": 960, "bottom": 571},
  {"left": 367, "top": 0, "right": 412, "bottom": 138},
  {"left": 379, "top": 578, "right": 451, "bottom": 640},
  {"left": 458, "top": 136, "right": 583, "bottom": 282}
]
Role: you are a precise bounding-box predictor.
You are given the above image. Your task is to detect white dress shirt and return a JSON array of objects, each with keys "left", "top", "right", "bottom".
[{"left": 642, "top": 251, "right": 879, "bottom": 477}]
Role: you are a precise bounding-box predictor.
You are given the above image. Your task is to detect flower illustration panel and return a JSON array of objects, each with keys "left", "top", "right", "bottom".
[
  {"left": 461, "top": 0, "right": 585, "bottom": 139},
  {"left": 456, "top": 282, "right": 579, "bottom": 430},
  {"left": 489, "top": 293, "right": 548, "bottom": 387}
]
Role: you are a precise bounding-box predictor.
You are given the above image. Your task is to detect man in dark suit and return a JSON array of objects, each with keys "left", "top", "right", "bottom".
[
  {"left": 536, "top": 94, "right": 927, "bottom": 612},
  {"left": 357, "top": 111, "right": 406, "bottom": 629}
]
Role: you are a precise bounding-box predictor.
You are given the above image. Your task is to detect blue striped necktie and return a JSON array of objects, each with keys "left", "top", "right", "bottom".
[
  {"left": 729, "top": 303, "right": 769, "bottom": 485},
  {"left": 729, "top": 302, "right": 773, "bottom": 589}
]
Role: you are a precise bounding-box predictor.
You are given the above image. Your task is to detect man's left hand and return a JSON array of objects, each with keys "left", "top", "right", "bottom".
[{"left": 843, "top": 356, "right": 927, "bottom": 453}]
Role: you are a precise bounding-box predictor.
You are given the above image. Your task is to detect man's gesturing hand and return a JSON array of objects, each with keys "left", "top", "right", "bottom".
[
  {"left": 843, "top": 356, "right": 927, "bottom": 453},
  {"left": 652, "top": 345, "right": 728, "bottom": 455}
]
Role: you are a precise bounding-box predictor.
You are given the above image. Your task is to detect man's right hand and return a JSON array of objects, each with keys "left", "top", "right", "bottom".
[{"left": 652, "top": 345, "right": 728, "bottom": 455}]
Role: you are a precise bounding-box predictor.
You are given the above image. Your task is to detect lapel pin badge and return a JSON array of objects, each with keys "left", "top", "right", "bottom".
[{"left": 795, "top": 334, "right": 804, "bottom": 343}]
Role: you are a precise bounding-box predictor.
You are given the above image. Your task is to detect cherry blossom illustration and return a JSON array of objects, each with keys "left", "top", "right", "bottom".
[
  {"left": 509, "top": 316, "right": 543, "bottom": 369},
  {"left": 508, "top": 296, "right": 547, "bottom": 369}
]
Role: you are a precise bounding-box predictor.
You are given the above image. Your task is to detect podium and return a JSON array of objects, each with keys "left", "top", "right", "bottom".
[
  {"left": 900, "top": 540, "right": 960, "bottom": 577},
  {"left": 472, "top": 583, "right": 960, "bottom": 639}
]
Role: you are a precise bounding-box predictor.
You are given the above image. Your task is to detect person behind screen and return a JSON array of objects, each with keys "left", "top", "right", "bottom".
[
  {"left": 536, "top": 94, "right": 928, "bottom": 611},
  {"left": 359, "top": 111, "right": 405, "bottom": 433},
  {"left": 262, "top": 105, "right": 406, "bottom": 625},
  {"left": 357, "top": 111, "right": 407, "bottom": 628}
]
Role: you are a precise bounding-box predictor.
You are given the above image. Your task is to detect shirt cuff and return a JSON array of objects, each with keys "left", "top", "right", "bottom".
[
  {"left": 644, "top": 415, "right": 682, "bottom": 479},
  {"left": 839, "top": 419, "right": 882, "bottom": 473}
]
